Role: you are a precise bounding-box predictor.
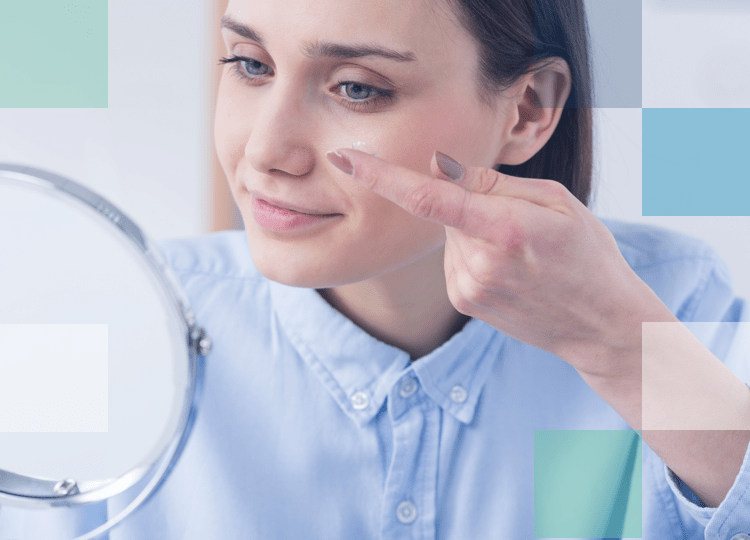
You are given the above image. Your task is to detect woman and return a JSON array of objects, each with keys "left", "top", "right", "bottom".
[
  {"left": 138, "top": 0, "right": 750, "bottom": 536},
  {"left": 5, "top": 0, "right": 749, "bottom": 537}
]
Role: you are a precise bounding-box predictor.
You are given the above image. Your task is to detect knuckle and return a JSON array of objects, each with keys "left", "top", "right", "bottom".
[
  {"left": 473, "top": 168, "right": 502, "bottom": 194},
  {"left": 503, "top": 224, "right": 527, "bottom": 255},
  {"left": 455, "top": 190, "right": 472, "bottom": 230},
  {"left": 541, "top": 180, "right": 574, "bottom": 208},
  {"left": 456, "top": 268, "right": 488, "bottom": 304},
  {"left": 541, "top": 179, "right": 567, "bottom": 196},
  {"left": 405, "top": 183, "right": 440, "bottom": 220},
  {"left": 494, "top": 217, "right": 527, "bottom": 256},
  {"left": 447, "top": 282, "right": 473, "bottom": 314},
  {"left": 466, "top": 248, "right": 497, "bottom": 287},
  {"left": 358, "top": 166, "right": 380, "bottom": 191}
]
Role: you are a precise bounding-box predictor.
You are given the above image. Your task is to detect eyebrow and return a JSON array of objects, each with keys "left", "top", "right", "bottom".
[{"left": 220, "top": 15, "right": 417, "bottom": 63}]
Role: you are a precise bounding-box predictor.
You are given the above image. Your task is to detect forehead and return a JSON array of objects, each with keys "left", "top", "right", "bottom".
[{"left": 223, "top": 0, "right": 474, "bottom": 69}]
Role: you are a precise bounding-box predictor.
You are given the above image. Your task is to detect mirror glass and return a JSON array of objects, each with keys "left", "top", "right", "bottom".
[{"left": 0, "top": 165, "right": 203, "bottom": 538}]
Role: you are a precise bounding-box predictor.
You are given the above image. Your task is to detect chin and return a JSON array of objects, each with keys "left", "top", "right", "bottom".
[
  {"left": 244, "top": 226, "right": 368, "bottom": 289},
  {"left": 253, "top": 261, "right": 310, "bottom": 288},
  {"left": 249, "top": 253, "right": 333, "bottom": 289}
]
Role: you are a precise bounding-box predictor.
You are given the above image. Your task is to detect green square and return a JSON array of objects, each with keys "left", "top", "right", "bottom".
[
  {"left": 0, "top": 1, "right": 107, "bottom": 108},
  {"left": 534, "top": 430, "right": 642, "bottom": 538}
]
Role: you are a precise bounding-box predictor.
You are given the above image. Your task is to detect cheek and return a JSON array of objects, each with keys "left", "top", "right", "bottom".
[
  {"left": 379, "top": 104, "right": 469, "bottom": 173},
  {"left": 213, "top": 83, "right": 234, "bottom": 166},
  {"left": 214, "top": 76, "right": 250, "bottom": 171},
  {"left": 358, "top": 193, "right": 446, "bottom": 256},
  {"left": 385, "top": 93, "right": 497, "bottom": 169}
]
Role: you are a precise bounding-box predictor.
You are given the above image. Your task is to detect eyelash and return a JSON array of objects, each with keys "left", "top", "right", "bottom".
[{"left": 218, "top": 55, "right": 395, "bottom": 113}]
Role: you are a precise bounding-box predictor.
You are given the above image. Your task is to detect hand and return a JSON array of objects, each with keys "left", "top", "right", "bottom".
[
  {"left": 327, "top": 148, "right": 675, "bottom": 379},
  {"left": 327, "top": 149, "right": 750, "bottom": 511}
]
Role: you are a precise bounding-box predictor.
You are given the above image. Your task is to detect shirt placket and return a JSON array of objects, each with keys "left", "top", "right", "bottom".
[{"left": 380, "top": 373, "right": 440, "bottom": 540}]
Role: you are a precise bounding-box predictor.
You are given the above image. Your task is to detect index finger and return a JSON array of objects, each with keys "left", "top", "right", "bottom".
[{"left": 328, "top": 148, "right": 479, "bottom": 231}]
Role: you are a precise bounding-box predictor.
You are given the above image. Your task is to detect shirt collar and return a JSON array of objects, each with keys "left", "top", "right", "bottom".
[
  {"left": 269, "top": 279, "right": 505, "bottom": 427},
  {"left": 410, "top": 316, "right": 505, "bottom": 424}
]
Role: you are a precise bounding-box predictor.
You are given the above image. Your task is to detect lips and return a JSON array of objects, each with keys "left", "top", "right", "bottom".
[{"left": 248, "top": 191, "right": 337, "bottom": 216}]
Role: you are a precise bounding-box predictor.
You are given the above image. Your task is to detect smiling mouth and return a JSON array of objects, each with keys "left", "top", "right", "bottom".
[
  {"left": 247, "top": 190, "right": 339, "bottom": 216},
  {"left": 251, "top": 196, "right": 342, "bottom": 232},
  {"left": 258, "top": 198, "right": 333, "bottom": 216}
]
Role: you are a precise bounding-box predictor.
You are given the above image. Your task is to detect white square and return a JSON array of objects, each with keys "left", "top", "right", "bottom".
[
  {"left": 0, "top": 324, "right": 108, "bottom": 432},
  {"left": 642, "top": 0, "right": 750, "bottom": 108}
]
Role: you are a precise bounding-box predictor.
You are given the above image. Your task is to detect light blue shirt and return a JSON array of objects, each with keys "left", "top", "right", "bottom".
[{"left": 2, "top": 219, "right": 750, "bottom": 539}]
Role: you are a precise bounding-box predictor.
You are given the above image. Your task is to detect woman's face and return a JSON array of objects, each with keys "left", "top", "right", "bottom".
[{"left": 215, "top": 0, "right": 511, "bottom": 288}]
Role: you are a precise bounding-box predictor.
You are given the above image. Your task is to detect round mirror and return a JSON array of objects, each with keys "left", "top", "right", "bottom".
[{"left": 0, "top": 164, "right": 209, "bottom": 539}]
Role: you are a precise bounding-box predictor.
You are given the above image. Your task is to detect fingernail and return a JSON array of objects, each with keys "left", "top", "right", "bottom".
[
  {"left": 326, "top": 150, "right": 354, "bottom": 176},
  {"left": 435, "top": 151, "right": 464, "bottom": 182},
  {"left": 351, "top": 141, "right": 379, "bottom": 157}
]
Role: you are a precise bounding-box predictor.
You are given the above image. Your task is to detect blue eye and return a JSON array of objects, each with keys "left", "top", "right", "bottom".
[
  {"left": 240, "top": 58, "right": 270, "bottom": 76},
  {"left": 218, "top": 55, "right": 395, "bottom": 113},
  {"left": 335, "top": 80, "right": 395, "bottom": 112},
  {"left": 218, "top": 55, "right": 271, "bottom": 78},
  {"left": 342, "top": 82, "right": 375, "bottom": 101}
]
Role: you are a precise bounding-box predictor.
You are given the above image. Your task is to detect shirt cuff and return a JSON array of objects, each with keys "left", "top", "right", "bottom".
[
  {"left": 664, "top": 422, "right": 750, "bottom": 538},
  {"left": 665, "top": 466, "right": 715, "bottom": 526}
]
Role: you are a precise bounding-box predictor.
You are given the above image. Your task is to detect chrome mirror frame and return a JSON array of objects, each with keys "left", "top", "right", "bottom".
[{"left": 0, "top": 163, "right": 210, "bottom": 538}]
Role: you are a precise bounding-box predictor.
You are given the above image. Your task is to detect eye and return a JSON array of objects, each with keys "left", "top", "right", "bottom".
[
  {"left": 218, "top": 55, "right": 395, "bottom": 113},
  {"left": 341, "top": 82, "right": 376, "bottom": 101},
  {"left": 335, "top": 80, "right": 395, "bottom": 113},
  {"left": 218, "top": 55, "right": 272, "bottom": 80},
  {"left": 240, "top": 58, "right": 270, "bottom": 76}
]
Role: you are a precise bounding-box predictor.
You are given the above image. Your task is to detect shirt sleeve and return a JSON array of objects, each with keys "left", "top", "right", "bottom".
[
  {"left": 662, "top": 250, "right": 750, "bottom": 537},
  {"left": 665, "top": 442, "right": 750, "bottom": 537}
]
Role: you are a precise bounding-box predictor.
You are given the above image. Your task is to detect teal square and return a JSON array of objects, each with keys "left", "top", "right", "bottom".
[
  {"left": 0, "top": 1, "right": 107, "bottom": 108},
  {"left": 643, "top": 109, "right": 750, "bottom": 216},
  {"left": 534, "top": 430, "right": 642, "bottom": 539}
]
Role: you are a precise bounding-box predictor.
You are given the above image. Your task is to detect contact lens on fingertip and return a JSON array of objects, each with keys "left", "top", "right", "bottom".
[{"left": 352, "top": 141, "right": 379, "bottom": 157}]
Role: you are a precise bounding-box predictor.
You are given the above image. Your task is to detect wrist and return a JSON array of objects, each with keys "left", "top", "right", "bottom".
[
  {"left": 568, "top": 293, "right": 678, "bottom": 430},
  {"left": 642, "top": 321, "right": 750, "bottom": 430}
]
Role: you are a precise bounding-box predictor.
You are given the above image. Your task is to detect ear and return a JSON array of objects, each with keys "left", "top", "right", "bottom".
[{"left": 496, "top": 58, "right": 572, "bottom": 166}]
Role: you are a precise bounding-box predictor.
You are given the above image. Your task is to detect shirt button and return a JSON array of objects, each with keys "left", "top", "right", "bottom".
[
  {"left": 350, "top": 391, "right": 369, "bottom": 410},
  {"left": 399, "top": 377, "right": 418, "bottom": 398},
  {"left": 396, "top": 500, "right": 417, "bottom": 524},
  {"left": 450, "top": 385, "right": 467, "bottom": 403},
  {"left": 731, "top": 535, "right": 750, "bottom": 540}
]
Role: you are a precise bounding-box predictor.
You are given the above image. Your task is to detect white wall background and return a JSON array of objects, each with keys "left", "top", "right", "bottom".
[{"left": 0, "top": 0, "right": 747, "bottom": 301}]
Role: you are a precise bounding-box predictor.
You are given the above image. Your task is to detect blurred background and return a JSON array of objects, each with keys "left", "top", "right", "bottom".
[{"left": 0, "top": 0, "right": 748, "bottom": 299}]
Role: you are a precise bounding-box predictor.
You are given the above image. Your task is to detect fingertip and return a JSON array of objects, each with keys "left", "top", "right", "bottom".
[
  {"left": 433, "top": 150, "right": 465, "bottom": 182},
  {"left": 351, "top": 141, "right": 379, "bottom": 157},
  {"left": 326, "top": 149, "right": 354, "bottom": 176},
  {"left": 328, "top": 147, "right": 352, "bottom": 158}
]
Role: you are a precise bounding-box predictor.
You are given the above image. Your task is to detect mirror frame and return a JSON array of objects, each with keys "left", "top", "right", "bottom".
[{"left": 0, "top": 163, "right": 209, "bottom": 535}]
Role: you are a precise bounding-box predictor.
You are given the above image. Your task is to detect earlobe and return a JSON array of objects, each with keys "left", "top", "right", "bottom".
[{"left": 498, "top": 58, "right": 572, "bottom": 166}]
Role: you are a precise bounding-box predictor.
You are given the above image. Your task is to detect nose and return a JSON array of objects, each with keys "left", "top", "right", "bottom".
[{"left": 243, "top": 81, "right": 316, "bottom": 177}]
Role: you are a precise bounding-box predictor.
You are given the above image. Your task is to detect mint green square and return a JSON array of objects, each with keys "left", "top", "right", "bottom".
[
  {"left": 0, "top": 1, "right": 107, "bottom": 108},
  {"left": 534, "top": 430, "right": 642, "bottom": 538}
]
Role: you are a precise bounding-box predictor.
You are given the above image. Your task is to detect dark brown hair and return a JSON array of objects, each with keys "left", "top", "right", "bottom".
[{"left": 448, "top": 0, "right": 593, "bottom": 206}]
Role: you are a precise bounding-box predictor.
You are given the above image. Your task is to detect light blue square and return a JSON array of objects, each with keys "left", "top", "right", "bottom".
[{"left": 643, "top": 109, "right": 750, "bottom": 216}]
